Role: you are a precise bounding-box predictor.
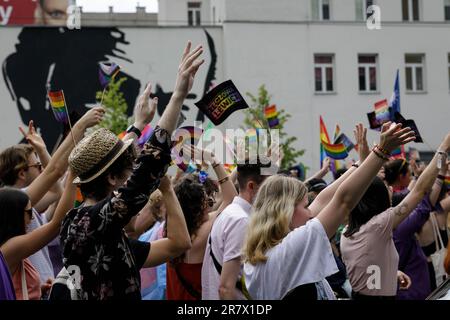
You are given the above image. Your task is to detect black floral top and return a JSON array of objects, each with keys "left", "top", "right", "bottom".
[{"left": 60, "top": 127, "right": 172, "bottom": 300}]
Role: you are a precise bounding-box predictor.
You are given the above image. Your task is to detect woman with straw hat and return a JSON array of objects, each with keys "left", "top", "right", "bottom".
[{"left": 60, "top": 42, "right": 204, "bottom": 300}]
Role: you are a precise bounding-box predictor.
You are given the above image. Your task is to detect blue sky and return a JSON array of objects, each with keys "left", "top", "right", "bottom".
[{"left": 76, "top": 0, "right": 158, "bottom": 12}]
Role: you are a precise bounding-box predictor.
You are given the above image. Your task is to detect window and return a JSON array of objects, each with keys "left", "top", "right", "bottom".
[
  {"left": 445, "top": 0, "right": 450, "bottom": 21},
  {"left": 358, "top": 54, "right": 378, "bottom": 93},
  {"left": 405, "top": 54, "right": 425, "bottom": 92},
  {"left": 314, "top": 54, "right": 335, "bottom": 93},
  {"left": 312, "top": 0, "right": 330, "bottom": 20},
  {"left": 188, "top": 2, "right": 201, "bottom": 26},
  {"left": 355, "top": 0, "right": 375, "bottom": 20},
  {"left": 402, "top": 0, "right": 420, "bottom": 21}
]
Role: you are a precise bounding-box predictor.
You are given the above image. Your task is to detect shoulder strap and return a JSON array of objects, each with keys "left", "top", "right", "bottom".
[
  {"left": 21, "top": 261, "right": 29, "bottom": 300},
  {"left": 431, "top": 212, "right": 445, "bottom": 250},
  {"left": 173, "top": 265, "right": 201, "bottom": 300},
  {"left": 208, "top": 235, "right": 223, "bottom": 275}
]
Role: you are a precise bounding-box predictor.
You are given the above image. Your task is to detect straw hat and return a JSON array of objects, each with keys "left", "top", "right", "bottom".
[{"left": 69, "top": 128, "right": 133, "bottom": 184}]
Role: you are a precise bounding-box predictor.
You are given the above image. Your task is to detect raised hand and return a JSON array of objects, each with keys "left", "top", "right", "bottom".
[
  {"left": 322, "top": 157, "right": 331, "bottom": 172},
  {"left": 158, "top": 175, "right": 172, "bottom": 193},
  {"left": 77, "top": 106, "right": 105, "bottom": 129},
  {"left": 378, "top": 122, "right": 415, "bottom": 153},
  {"left": 353, "top": 123, "right": 369, "bottom": 162},
  {"left": 19, "top": 120, "right": 46, "bottom": 152},
  {"left": 182, "top": 145, "right": 215, "bottom": 167},
  {"left": 173, "top": 41, "right": 204, "bottom": 98},
  {"left": 134, "top": 83, "right": 158, "bottom": 130}
]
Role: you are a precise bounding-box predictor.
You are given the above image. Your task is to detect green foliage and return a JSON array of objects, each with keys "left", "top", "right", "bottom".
[
  {"left": 95, "top": 77, "right": 129, "bottom": 135},
  {"left": 243, "top": 85, "right": 305, "bottom": 170}
]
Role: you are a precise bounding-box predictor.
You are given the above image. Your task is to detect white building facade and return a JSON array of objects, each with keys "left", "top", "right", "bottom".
[{"left": 158, "top": 0, "right": 450, "bottom": 170}]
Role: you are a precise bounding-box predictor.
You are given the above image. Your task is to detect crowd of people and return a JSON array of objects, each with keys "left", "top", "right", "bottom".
[{"left": 0, "top": 41, "right": 449, "bottom": 300}]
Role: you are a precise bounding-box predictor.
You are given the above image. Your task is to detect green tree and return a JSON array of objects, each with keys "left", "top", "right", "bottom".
[
  {"left": 95, "top": 77, "right": 129, "bottom": 135},
  {"left": 243, "top": 85, "right": 305, "bottom": 170}
]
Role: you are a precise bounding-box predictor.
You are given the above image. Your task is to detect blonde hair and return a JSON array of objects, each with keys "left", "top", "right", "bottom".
[{"left": 242, "top": 175, "right": 307, "bottom": 265}]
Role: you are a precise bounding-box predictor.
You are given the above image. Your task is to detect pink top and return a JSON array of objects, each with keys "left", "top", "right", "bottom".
[
  {"left": 340, "top": 208, "right": 399, "bottom": 296},
  {"left": 12, "top": 258, "right": 41, "bottom": 300}
]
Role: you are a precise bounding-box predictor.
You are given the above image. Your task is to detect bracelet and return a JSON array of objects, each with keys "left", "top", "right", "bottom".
[
  {"left": 375, "top": 144, "right": 391, "bottom": 157},
  {"left": 437, "top": 174, "right": 446, "bottom": 180},
  {"left": 218, "top": 176, "right": 230, "bottom": 184},
  {"left": 372, "top": 146, "right": 389, "bottom": 161},
  {"left": 352, "top": 164, "right": 359, "bottom": 168},
  {"left": 212, "top": 162, "right": 220, "bottom": 169}
]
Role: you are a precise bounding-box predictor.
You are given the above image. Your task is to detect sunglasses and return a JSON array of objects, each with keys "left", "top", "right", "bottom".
[{"left": 28, "top": 162, "right": 43, "bottom": 171}]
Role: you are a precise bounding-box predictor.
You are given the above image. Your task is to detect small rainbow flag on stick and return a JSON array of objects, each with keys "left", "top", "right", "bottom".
[
  {"left": 264, "top": 105, "right": 279, "bottom": 128},
  {"left": 374, "top": 99, "right": 391, "bottom": 124},
  {"left": 48, "top": 90, "right": 69, "bottom": 124},
  {"left": 321, "top": 140, "right": 348, "bottom": 160}
]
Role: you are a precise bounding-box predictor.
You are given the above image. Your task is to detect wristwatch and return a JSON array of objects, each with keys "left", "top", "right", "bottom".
[{"left": 126, "top": 125, "right": 142, "bottom": 138}]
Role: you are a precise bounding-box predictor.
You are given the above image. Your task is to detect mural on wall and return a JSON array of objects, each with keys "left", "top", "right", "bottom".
[{"left": 2, "top": 27, "right": 218, "bottom": 151}]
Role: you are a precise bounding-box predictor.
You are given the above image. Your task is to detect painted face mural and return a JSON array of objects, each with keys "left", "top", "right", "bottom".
[{"left": 2, "top": 27, "right": 217, "bottom": 151}]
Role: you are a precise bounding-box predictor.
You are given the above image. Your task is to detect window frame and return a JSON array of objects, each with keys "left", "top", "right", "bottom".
[
  {"left": 405, "top": 54, "right": 426, "bottom": 93},
  {"left": 402, "top": 0, "right": 421, "bottom": 22},
  {"left": 187, "top": 2, "right": 202, "bottom": 26},
  {"left": 314, "top": 54, "right": 336, "bottom": 94},
  {"left": 358, "top": 54, "right": 379, "bottom": 94}
]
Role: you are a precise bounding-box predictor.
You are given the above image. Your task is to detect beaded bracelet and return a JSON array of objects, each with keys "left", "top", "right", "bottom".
[
  {"left": 218, "top": 176, "right": 230, "bottom": 184},
  {"left": 374, "top": 144, "right": 391, "bottom": 157},
  {"left": 372, "top": 146, "right": 389, "bottom": 161}
]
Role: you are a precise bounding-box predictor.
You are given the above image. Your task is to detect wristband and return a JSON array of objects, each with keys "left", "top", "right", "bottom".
[{"left": 372, "top": 146, "right": 389, "bottom": 161}]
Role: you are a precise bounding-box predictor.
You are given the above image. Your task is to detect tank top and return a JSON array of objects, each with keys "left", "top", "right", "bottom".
[{"left": 12, "top": 258, "right": 41, "bottom": 300}]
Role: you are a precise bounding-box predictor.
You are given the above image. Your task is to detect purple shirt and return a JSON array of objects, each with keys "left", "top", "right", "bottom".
[
  {"left": 0, "top": 251, "right": 16, "bottom": 300},
  {"left": 393, "top": 196, "right": 432, "bottom": 300}
]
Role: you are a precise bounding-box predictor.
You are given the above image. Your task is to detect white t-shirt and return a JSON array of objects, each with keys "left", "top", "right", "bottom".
[
  {"left": 243, "top": 218, "right": 338, "bottom": 300},
  {"left": 201, "top": 196, "right": 252, "bottom": 300}
]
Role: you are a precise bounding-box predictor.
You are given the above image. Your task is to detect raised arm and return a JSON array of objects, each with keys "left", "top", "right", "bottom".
[
  {"left": 143, "top": 176, "right": 191, "bottom": 267},
  {"left": 317, "top": 122, "right": 415, "bottom": 238},
  {"left": 20, "top": 121, "right": 63, "bottom": 213},
  {"left": 157, "top": 42, "right": 204, "bottom": 134},
  {"left": 1, "top": 171, "right": 77, "bottom": 273},
  {"left": 429, "top": 161, "right": 448, "bottom": 206},
  {"left": 25, "top": 107, "right": 104, "bottom": 207},
  {"left": 393, "top": 133, "right": 450, "bottom": 229},
  {"left": 309, "top": 123, "right": 369, "bottom": 217},
  {"left": 305, "top": 157, "right": 331, "bottom": 184}
]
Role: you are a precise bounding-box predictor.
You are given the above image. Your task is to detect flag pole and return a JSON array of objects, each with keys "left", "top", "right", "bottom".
[{"left": 61, "top": 90, "right": 77, "bottom": 148}]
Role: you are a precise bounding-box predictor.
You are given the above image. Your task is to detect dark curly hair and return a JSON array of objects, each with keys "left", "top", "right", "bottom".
[{"left": 174, "top": 174, "right": 210, "bottom": 238}]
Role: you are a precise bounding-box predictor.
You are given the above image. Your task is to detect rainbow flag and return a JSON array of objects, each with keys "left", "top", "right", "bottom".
[
  {"left": 321, "top": 140, "right": 348, "bottom": 160},
  {"left": 374, "top": 99, "right": 391, "bottom": 124},
  {"left": 390, "top": 145, "right": 405, "bottom": 159},
  {"left": 332, "top": 125, "right": 342, "bottom": 173},
  {"left": 445, "top": 176, "right": 450, "bottom": 189},
  {"left": 320, "top": 116, "right": 331, "bottom": 167},
  {"left": 264, "top": 105, "right": 279, "bottom": 128},
  {"left": 99, "top": 62, "right": 121, "bottom": 87},
  {"left": 48, "top": 90, "right": 68, "bottom": 124},
  {"left": 74, "top": 187, "right": 83, "bottom": 208},
  {"left": 137, "top": 124, "right": 153, "bottom": 147}
]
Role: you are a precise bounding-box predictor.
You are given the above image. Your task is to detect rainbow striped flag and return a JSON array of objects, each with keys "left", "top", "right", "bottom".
[
  {"left": 137, "top": 124, "right": 153, "bottom": 147},
  {"left": 48, "top": 90, "right": 68, "bottom": 124},
  {"left": 390, "top": 145, "right": 405, "bottom": 159},
  {"left": 74, "top": 187, "right": 84, "bottom": 208},
  {"left": 99, "top": 62, "right": 121, "bottom": 88},
  {"left": 445, "top": 176, "right": 450, "bottom": 189},
  {"left": 320, "top": 116, "right": 331, "bottom": 167},
  {"left": 374, "top": 99, "right": 391, "bottom": 124},
  {"left": 264, "top": 105, "right": 280, "bottom": 128},
  {"left": 321, "top": 140, "right": 348, "bottom": 160}
]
